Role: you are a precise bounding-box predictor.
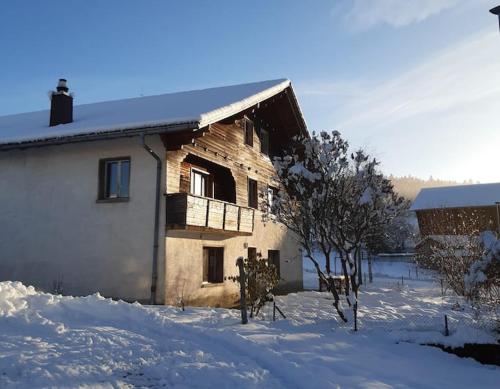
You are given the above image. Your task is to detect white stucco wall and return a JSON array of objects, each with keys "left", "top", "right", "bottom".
[
  {"left": 165, "top": 216, "right": 303, "bottom": 307},
  {"left": 0, "top": 135, "right": 166, "bottom": 303}
]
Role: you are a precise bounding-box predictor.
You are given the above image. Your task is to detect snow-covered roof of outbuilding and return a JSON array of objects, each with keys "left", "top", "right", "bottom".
[
  {"left": 410, "top": 183, "right": 500, "bottom": 211},
  {"left": 0, "top": 78, "right": 303, "bottom": 148}
]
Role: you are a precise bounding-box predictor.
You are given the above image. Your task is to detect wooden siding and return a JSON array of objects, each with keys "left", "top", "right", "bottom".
[
  {"left": 165, "top": 118, "right": 281, "bottom": 209},
  {"left": 416, "top": 205, "right": 499, "bottom": 236},
  {"left": 166, "top": 193, "right": 254, "bottom": 235}
]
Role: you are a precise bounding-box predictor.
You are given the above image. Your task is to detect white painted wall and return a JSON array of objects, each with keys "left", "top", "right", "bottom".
[
  {"left": 165, "top": 217, "right": 303, "bottom": 307},
  {"left": 0, "top": 136, "right": 166, "bottom": 303}
]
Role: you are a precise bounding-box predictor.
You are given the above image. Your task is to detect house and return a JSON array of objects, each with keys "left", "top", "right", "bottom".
[
  {"left": 411, "top": 183, "right": 500, "bottom": 257},
  {"left": 0, "top": 78, "right": 306, "bottom": 307}
]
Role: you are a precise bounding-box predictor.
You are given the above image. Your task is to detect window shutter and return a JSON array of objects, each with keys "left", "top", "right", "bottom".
[{"left": 244, "top": 118, "right": 254, "bottom": 146}]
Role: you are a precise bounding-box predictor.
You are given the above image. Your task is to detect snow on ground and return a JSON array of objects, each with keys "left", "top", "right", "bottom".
[
  {"left": 303, "top": 253, "right": 432, "bottom": 291},
  {"left": 0, "top": 276, "right": 498, "bottom": 388}
]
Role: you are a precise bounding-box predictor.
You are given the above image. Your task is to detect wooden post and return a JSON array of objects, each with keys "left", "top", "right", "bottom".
[
  {"left": 354, "top": 302, "right": 358, "bottom": 332},
  {"left": 205, "top": 199, "right": 210, "bottom": 227},
  {"left": 236, "top": 256, "right": 248, "bottom": 324},
  {"left": 273, "top": 301, "right": 276, "bottom": 322},
  {"left": 222, "top": 202, "right": 227, "bottom": 230},
  {"left": 368, "top": 253, "right": 373, "bottom": 283},
  {"left": 444, "top": 314, "right": 449, "bottom": 336}
]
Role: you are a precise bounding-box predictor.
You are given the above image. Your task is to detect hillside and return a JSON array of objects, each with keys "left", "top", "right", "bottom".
[{"left": 389, "top": 175, "right": 477, "bottom": 201}]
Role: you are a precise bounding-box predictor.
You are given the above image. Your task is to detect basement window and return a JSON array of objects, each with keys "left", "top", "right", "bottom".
[
  {"left": 203, "top": 247, "right": 224, "bottom": 283},
  {"left": 98, "top": 157, "right": 130, "bottom": 201}
]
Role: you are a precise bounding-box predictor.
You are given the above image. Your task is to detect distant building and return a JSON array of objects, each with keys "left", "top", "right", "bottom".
[{"left": 411, "top": 183, "right": 500, "bottom": 256}]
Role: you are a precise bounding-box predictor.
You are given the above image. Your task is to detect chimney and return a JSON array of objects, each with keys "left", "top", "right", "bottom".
[{"left": 50, "top": 78, "right": 73, "bottom": 126}]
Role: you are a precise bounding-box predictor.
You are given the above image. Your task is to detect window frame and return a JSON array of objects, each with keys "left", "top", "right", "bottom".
[
  {"left": 190, "top": 167, "right": 212, "bottom": 197},
  {"left": 203, "top": 246, "right": 224, "bottom": 284},
  {"left": 97, "top": 157, "right": 131, "bottom": 202}
]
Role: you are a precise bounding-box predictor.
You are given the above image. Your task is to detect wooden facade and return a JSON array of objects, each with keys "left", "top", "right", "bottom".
[
  {"left": 163, "top": 98, "right": 301, "bottom": 235},
  {"left": 416, "top": 206, "right": 499, "bottom": 236}
]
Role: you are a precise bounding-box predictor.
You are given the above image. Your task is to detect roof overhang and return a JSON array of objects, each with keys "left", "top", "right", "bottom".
[{"left": 0, "top": 79, "right": 307, "bottom": 151}]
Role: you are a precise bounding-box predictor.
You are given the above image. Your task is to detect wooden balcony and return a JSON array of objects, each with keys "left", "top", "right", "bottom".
[{"left": 166, "top": 193, "right": 255, "bottom": 235}]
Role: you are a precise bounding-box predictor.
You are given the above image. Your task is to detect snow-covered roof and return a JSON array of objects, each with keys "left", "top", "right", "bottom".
[
  {"left": 0, "top": 79, "right": 301, "bottom": 148},
  {"left": 411, "top": 183, "right": 500, "bottom": 211}
]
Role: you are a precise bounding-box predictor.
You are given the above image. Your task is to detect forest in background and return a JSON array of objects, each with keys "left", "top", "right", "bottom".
[{"left": 389, "top": 175, "right": 478, "bottom": 201}]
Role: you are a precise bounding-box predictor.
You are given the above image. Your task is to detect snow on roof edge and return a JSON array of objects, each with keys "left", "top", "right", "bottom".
[
  {"left": 198, "top": 79, "right": 292, "bottom": 128},
  {"left": 410, "top": 182, "right": 500, "bottom": 211},
  {"left": 0, "top": 78, "right": 298, "bottom": 148}
]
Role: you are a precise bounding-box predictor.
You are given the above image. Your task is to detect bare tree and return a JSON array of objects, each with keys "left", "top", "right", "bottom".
[{"left": 265, "top": 131, "right": 405, "bottom": 327}]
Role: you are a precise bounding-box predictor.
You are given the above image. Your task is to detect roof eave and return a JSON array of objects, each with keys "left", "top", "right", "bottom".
[{"left": 0, "top": 121, "right": 199, "bottom": 151}]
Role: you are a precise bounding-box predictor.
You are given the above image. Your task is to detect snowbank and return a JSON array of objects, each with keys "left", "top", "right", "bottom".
[{"left": 0, "top": 280, "right": 498, "bottom": 388}]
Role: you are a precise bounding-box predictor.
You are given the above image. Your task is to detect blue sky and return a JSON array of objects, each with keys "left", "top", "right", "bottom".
[{"left": 0, "top": 0, "right": 499, "bottom": 182}]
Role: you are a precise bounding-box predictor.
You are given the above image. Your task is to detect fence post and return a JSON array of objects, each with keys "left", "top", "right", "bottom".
[
  {"left": 354, "top": 302, "right": 358, "bottom": 332},
  {"left": 401, "top": 276, "right": 404, "bottom": 286},
  {"left": 236, "top": 256, "right": 248, "bottom": 324},
  {"left": 368, "top": 254, "right": 373, "bottom": 283},
  {"left": 444, "top": 314, "right": 449, "bottom": 336}
]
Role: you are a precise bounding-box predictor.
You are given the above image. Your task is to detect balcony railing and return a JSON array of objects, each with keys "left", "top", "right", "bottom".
[{"left": 166, "top": 193, "right": 255, "bottom": 235}]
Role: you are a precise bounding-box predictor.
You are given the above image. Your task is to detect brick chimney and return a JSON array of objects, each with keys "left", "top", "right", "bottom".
[{"left": 50, "top": 79, "right": 73, "bottom": 126}]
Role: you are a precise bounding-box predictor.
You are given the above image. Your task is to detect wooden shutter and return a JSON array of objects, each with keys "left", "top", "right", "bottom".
[
  {"left": 248, "top": 179, "right": 258, "bottom": 209},
  {"left": 244, "top": 119, "right": 254, "bottom": 146}
]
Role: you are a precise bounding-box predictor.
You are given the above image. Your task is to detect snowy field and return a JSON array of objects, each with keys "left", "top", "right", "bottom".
[
  {"left": 1, "top": 272, "right": 499, "bottom": 388},
  {"left": 303, "top": 254, "right": 433, "bottom": 290}
]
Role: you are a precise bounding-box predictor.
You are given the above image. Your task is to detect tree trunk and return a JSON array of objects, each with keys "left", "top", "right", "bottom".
[
  {"left": 357, "top": 248, "right": 363, "bottom": 286},
  {"left": 236, "top": 257, "right": 248, "bottom": 324}
]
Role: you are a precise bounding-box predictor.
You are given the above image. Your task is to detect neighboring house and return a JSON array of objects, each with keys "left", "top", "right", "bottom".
[
  {"left": 0, "top": 78, "right": 306, "bottom": 307},
  {"left": 411, "top": 183, "right": 500, "bottom": 256}
]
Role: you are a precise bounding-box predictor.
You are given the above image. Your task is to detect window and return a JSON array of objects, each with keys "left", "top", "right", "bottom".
[
  {"left": 260, "top": 128, "right": 269, "bottom": 156},
  {"left": 98, "top": 157, "right": 130, "bottom": 200},
  {"left": 248, "top": 178, "right": 258, "bottom": 209},
  {"left": 244, "top": 118, "right": 254, "bottom": 147},
  {"left": 267, "top": 186, "right": 278, "bottom": 214},
  {"left": 268, "top": 250, "right": 281, "bottom": 278},
  {"left": 190, "top": 168, "right": 211, "bottom": 197},
  {"left": 203, "top": 247, "right": 224, "bottom": 283}
]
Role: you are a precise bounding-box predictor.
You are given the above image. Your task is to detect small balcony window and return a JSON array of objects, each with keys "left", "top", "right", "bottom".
[
  {"left": 98, "top": 157, "right": 130, "bottom": 200},
  {"left": 190, "top": 168, "right": 212, "bottom": 197}
]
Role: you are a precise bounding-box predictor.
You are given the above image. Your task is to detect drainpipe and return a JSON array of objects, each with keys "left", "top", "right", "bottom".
[{"left": 141, "top": 133, "right": 162, "bottom": 305}]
